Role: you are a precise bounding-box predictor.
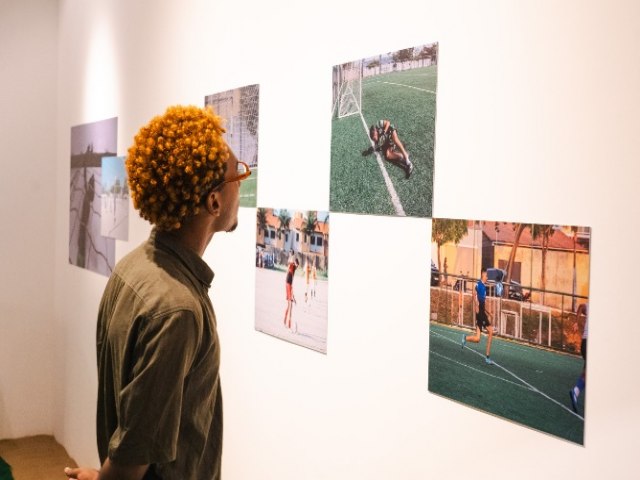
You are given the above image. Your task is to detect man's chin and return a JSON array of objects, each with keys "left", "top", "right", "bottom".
[{"left": 226, "top": 221, "right": 238, "bottom": 232}]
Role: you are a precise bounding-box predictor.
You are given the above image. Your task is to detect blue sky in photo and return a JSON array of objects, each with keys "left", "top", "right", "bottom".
[{"left": 101, "top": 156, "right": 126, "bottom": 191}]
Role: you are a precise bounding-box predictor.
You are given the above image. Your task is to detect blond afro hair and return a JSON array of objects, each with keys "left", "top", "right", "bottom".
[{"left": 126, "top": 105, "right": 229, "bottom": 231}]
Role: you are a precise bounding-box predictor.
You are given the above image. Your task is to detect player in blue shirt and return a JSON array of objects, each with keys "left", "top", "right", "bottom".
[{"left": 461, "top": 268, "right": 495, "bottom": 364}]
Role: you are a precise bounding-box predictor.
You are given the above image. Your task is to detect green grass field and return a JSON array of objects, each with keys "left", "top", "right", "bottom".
[
  {"left": 240, "top": 167, "right": 258, "bottom": 207},
  {"left": 330, "top": 66, "right": 437, "bottom": 217},
  {"left": 429, "top": 323, "right": 585, "bottom": 445}
]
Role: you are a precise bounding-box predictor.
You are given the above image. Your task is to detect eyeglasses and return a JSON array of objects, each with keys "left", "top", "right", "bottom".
[{"left": 212, "top": 160, "right": 251, "bottom": 190}]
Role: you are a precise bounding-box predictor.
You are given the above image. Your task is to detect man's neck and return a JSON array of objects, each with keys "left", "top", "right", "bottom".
[{"left": 166, "top": 222, "right": 213, "bottom": 257}]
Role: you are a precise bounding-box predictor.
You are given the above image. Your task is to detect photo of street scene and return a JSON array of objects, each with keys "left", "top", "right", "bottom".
[
  {"left": 330, "top": 42, "right": 438, "bottom": 217},
  {"left": 100, "top": 156, "right": 129, "bottom": 241},
  {"left": 205, "top": 84, "right": 259, "bottom": 207},
  {"left": 69, "top": 117, "right": 117, "bottom": 277},
  {"left": 429, "top": 219, "right": 591, "bottom": 445},
  {"left": 255, "top": 208, "right": 329, "bottom": 354}
]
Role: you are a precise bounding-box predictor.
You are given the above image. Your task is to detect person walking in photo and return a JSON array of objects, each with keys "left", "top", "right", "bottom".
[
  {"left": 304, "top": 259, "right": 312, "bottom": 303},
  {"left": 311, "top": 263, "right": 318, "bottom": 299},
  {"left": 461, "top": 268, "right": 495, "bottom": 365}
]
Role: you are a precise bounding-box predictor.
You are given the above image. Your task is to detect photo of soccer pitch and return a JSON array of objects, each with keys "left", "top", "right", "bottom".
[
  {"left": 205, "top": 84, "right": 259, "bottom": 207},
  {"left": 429, "top": 219, "right": 591, "bottom": 444},
  {"left": 255, "top": 208, "right": 329, "bottom": 354},
  {"left": 330, "top": 43, "right": 437, "bottom": 218}
]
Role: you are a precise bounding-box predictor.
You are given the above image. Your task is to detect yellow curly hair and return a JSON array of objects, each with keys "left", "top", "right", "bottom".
[{"left": 126, "top": 105, "right": 229, "bottom": 231}]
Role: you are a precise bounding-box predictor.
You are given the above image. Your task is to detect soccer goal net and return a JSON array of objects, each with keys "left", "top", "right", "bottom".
[
  {"left": 205, "top": 84, "right": 260, "bottom": 167},
  {"left": 334, "top": 60, "right": 362, "bottom": 119}
]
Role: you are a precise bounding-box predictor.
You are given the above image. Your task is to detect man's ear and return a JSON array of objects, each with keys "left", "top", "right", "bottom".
[{"left": 205, "top": 189, "right": 222, "bottom": 217}]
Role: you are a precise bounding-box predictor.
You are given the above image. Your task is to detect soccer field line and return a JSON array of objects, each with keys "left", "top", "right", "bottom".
[
  {"left": 368, "top": 80, "right": 437, "bottom": 94},
  {"left": 431, "top": 329, "right": 585, "bottom": 421},
  {"left": 430, "top": 350, "right": 533, "bottom": 391},
  {"left": 357, "top": 112, "right": 405, "bottom": 216}
]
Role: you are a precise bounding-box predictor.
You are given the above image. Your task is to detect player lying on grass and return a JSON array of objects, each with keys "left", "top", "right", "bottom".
[
  {"left": 361, "top": 119, "right": 414, "bottom": 178},
  {"left": 461, "top": 268, "right": 495, "bottom": 365}
]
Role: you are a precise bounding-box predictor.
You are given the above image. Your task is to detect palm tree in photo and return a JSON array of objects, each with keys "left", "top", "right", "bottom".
[
  {"left": 277, "top": 209, "right": 291, "bottom": 248},
  {"left": 431, "top": 218, "right": 468, "bottom": 285},
  {"left": 303, "top": 211, "right": 317, "bottom": 244},
  {"left": 532, "top": 224, "right": 554, "bottom": 304},
  {"left": 505, "top": 223, "right": 528, "bottom": 289},
  {"left": 257, "top": 207, "right": 268, "bottom": 241}
]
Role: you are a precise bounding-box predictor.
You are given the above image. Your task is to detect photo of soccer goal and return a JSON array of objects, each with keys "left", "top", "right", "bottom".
[
  {"left": 255, "top": 208, "right": 329, "bottom": 354},
  {"left": 205, "top": 84, "right": 259, "bottom": 207},
  {"left": 429, "top": 219, "right": 591, "bottom": 445},
  {"left": 330, "top": 43, "right": 438, "bottom": 217}
]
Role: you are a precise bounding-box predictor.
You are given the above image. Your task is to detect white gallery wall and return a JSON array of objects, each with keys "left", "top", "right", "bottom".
[
  {"left": 1, "top": 0, "right": 639, "bottom": 478},
  {"left": 0, "top": 0, "right": 57, "bottom": 439}
]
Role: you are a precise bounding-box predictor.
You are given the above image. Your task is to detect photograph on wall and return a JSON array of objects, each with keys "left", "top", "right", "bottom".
[
  {"left": 69, "top": 117, "right": 117, "bottom": 277},
  {"left": 100, "top": 156, "right": 129, "bottom": 241},
  {"left": 205, "top": 84, "right": 259, "bottom": 207},
  {"left": 255, "top": 208, "right": 329, "bottom": 354},
  {"left": 428, "top": 219, "right": 591, "bottom": 445},
  {"left": 330, "top": 42, "right": 438, "bottom": 218}
]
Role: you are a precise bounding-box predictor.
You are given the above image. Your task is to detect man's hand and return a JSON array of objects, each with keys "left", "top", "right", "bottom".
[
  {"left": 64, "top": 467, "right": 99, "bottom": 480},
  {"left": 65, "top": 459, "right": 149, "bottom": 480}
]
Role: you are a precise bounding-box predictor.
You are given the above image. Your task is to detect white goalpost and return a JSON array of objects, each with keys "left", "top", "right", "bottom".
[
  {"left": 205, "top": 84, "right": 260, "bottom": 168},
  {"left": 336, "top": 60, "right": 362, "bottom": 118}
]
